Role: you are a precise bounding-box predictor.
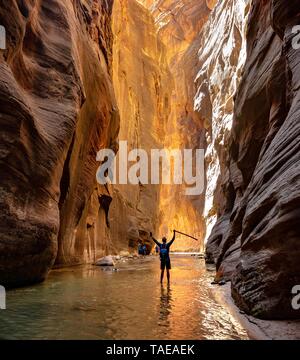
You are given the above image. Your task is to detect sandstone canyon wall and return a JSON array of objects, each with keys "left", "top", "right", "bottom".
[
  {"left": 202, "top": 0, "right": 300, "bottom": 319},
  {"left": 109, "top": 0, "right": 170, "bottom": 252},
  {"left": 0, "top": 0, "right": 119, "bottom": 286},
  {"left": 129, "top": 0, "right": 214, "bottom": 251},
  {"left": 195, "top": 0, "right": 250, "bottom": 249},
  {"left": 151, "top": 0, "right": 209, "bottom": 251},
  {"left": 109, "top": 0, "right": 215, "bottom": 252},
  {"left": 0, "top": 0, "right": 214, "bottom": 289},
  {"left": 2, "top": 0, "right": 299, "bottom": 322}
]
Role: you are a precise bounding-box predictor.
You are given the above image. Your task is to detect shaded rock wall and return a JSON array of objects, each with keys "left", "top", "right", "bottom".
[
  {"left": 195, "top": 0, "right": 251, "bottom": 252},
  {"left": 0, "top": 0, "right": 119, "bottom": 285},
  {"left": 204, "top": 0, "right": 300, "bottom": 319}
]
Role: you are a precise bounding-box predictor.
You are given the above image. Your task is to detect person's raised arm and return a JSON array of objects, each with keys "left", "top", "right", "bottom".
[
  {"left": 150, "top": 232, "right": 160, "bottom": 247},
  {"left": 167, "top": 230, "right": 176, "bottom": 247}
]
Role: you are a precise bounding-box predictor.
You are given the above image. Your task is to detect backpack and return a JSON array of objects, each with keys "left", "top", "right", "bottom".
[{"left": 160, "top": 245, "right": 168, "bottom": 260}]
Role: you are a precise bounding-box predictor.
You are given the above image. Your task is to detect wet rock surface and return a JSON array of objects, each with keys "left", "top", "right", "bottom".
[
  {"left": 195, "top": 0, "right": 251, "bottom": 248},
  {"left": 95, "top": 256, "right": 115, "bottom": 267},
  {"left": 204, "top": 0, "right": 300, "bottom": 319}
]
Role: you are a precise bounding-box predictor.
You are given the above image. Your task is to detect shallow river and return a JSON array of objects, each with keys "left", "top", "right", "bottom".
[{"left": 0, "top": 255, "right": 249, "bottom": 340}]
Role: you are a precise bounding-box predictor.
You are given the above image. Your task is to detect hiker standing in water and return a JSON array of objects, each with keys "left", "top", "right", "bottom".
[{"left": 150, "top": 230, "right": 176, "bottom": 284}]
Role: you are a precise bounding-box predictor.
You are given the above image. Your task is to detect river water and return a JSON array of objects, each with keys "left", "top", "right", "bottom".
[{"left": 0, "top": 255, "right": 248, "bottom": 340}]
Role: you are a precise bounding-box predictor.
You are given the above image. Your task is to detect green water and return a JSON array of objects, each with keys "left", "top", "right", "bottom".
[{"left": 0, "top": 255, "right": 248, "bottom": 339}]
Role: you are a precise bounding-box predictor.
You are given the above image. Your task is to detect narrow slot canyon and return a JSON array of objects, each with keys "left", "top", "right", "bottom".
[{"left": 0, "top": 0, "right": 300, "bottom": 340}]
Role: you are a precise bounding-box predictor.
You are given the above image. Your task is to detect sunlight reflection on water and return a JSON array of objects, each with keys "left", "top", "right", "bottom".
[{"left": 0, "top": 255, "right": 248, "bottom": 340}]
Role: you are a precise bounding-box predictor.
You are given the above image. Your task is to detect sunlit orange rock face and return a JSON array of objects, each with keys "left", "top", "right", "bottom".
[
  {"left": 110, "top": 0, "right": 170, "bottom": 252},
  {"left": 112, "top": 0, "right": 212, "bottom": 251},
  {"left": 206, "top": 0, "right": 217, "bottom": 11},
  {"left": 150, "top": 0, "right": 211, "bottom": 251},
  {"left": 203, "top": 0, "right": 300, "bottom": 319},
  {"left": 0, "top": 0, "right": 119, "bottom": 285}
]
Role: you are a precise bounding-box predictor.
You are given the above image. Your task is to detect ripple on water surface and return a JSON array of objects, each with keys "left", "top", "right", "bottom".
[{"left": 0, "top": 256, "right": 248, "bottom": 340}]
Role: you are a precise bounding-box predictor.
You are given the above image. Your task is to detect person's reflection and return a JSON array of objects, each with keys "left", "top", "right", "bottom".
[{"left": 158, "top": 285, "right": 173, "bottom": 328}]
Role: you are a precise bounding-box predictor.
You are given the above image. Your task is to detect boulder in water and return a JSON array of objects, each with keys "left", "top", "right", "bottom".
[{"left": 95, "top": 256, "right": 115, "bottom": 267}]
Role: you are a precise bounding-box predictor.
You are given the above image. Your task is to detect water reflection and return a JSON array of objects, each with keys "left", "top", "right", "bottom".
[
  {"left": 0, "top": 256, "right": 249, "bottom": 340},
  {"left": 159, "top": 285, "right": 172, "bottom": 327}
]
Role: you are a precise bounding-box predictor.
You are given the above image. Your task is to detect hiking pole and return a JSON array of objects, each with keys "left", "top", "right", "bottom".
[{"left": 174, "top": 230, "right": 198, "bottom": 241}]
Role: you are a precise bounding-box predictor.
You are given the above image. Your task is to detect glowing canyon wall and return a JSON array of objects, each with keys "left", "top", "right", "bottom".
[
  {"left": 150, "top": 0, "right": 210, "bottom": 251},
  {"left": 113, "top": 0, "right": 214, "bottom": 251},
  {"left": 109, "top": 0, "right": 169, "bottom": 252}
]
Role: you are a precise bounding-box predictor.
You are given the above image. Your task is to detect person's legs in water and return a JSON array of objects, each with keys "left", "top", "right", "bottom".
[
  {"left": 160, "top": 269, "right": 165, "bottom": 283},
  {"left": 167, "top": 269, "right": 170, "bottom": 284},
  {"left": 160, "top": 259, "right": 166, "bottom": 283},
  {"left": 166, "top": 259, "right": 171, "bottom": 284}
]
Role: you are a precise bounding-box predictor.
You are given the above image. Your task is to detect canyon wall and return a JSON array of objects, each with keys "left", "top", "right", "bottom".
[
  {"left": 203, "top": 0, "right": 300, "bottom": 319},
  {"left": 110, "top": 0, "right": 170, "bottom": 252},
  {"left": 109, "top": 0, "right": 214, "bottom": 252},
  {"left": 0, "top": 0, "right": 216, "bottom": 288},
  {"left": 195, "top": 0, "right": 250, "bottom": 250},
  {"left": 138, "top": 0, "right": 213, "bottom": 251},
  {"left": 0, "top": 0, "right": 119, "bottom": 286}
]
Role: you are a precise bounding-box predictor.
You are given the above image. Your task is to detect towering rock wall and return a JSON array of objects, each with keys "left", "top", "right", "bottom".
[
  {"left": 110, "top": 0, "right": 213, "bottom": 252},
  {"left": 195, "top": 0, "right": 251, "bottom": 250},
  {"left": 0, "top": 0, "right": 216, "bottom": 288},
  {"left": 110, "top": 0, "right": 171, "bottom": 252},
  {"left": 203, "top": 0, "right": 300, "bottom": 319},
  {"left": 144, "top": 0, "right": 212, "bottom": 251},
  {"left": 0, "top": 0, "right": 119, "bottom": 286}
]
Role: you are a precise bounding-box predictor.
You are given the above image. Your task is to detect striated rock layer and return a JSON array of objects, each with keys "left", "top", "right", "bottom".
[
  {"left": 0, "top": 0, "right": 119, "bottom": 286},
  {"left": 195, "top": 0, "right": 250, "bottom": 250},
  {"left": 204, "top": 0, "right": 300, "bottom": 319}
]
